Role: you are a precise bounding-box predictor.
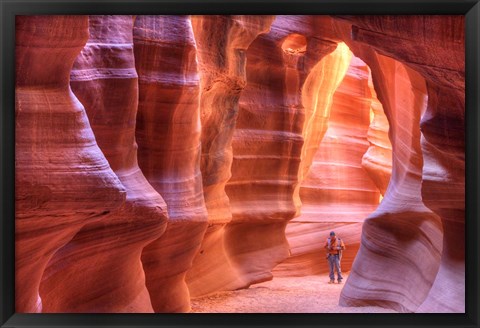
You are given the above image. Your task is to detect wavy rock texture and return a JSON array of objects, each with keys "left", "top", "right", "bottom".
[
  {"left": 15, "top": 15, "right": 465, "bottom": 314},
  {"left": 186, "top": 15, "right": 275, "bottom": 297},
  {"left": 416, "top": 83, "right": 465, "bottom": 313},
  {"left": 133, "top": 15, "right": 208, "bottom": 312},
  {"left": 297, "top": 41, "right": 350, "bottom": 185},
  {"left": 224, "top": 16, "right": 343, "bottom": 286},
  {"left": 332, "top": 18, "right": 453, "bottom": 312},
  {"left": 15, "top": 16, "right": 126, "bottom": 313},
  {"left": 361, "top": 70, "right": 392, "bottom": 196},
  {"left": 39, "top": 16, "right": 169, "bottom": 313},
  {"left": 275, "top": 54, "right": 386, "bottom": 277}
]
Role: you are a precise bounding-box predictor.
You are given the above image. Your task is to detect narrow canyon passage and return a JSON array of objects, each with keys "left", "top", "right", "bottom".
[{"left": 15, "top": 15, "right": 465, "bottom": 314}]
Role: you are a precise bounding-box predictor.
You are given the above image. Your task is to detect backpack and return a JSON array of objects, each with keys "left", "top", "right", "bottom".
[{"left": 327, "top": 237, "right": 343, "bottom": 261}]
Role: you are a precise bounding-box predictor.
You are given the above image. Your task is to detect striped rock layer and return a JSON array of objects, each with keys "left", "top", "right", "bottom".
[
  {"left": 39, "top": 16, "right": 168, "bottom": 313},
  {"left": 15, "top": 15, "right": 464, "bottom": 313}
]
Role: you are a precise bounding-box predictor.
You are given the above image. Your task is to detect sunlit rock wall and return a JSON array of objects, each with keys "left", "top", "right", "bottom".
[
  {"left": 362, "top": 70, "right": 392, "bottom": 196},
  {"left": 224, "top": 16, "right": 345, "bottom": 286},
  {"left": 332, "top": 16, "right": 462, "bottom": 313},
  {"left": 186, "top": 15, "right": 275, "bottom": 297},
  {"left": 15, "top": 16, "right": 126, "bottom": 313},
  {"left": 39, "top": 15, "right": 168, "bottom": 313},
  {"left": 133, "top": 15, "right": 209, "bottom": 312},
  {"left": 14, "top": 15, "right": 464, "bottom": 314},
  {"left": 275, "top": 54, "right": 387, "bottom": 277}
]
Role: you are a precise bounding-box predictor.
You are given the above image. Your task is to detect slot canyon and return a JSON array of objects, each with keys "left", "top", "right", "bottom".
[{"left": 15, "top": 15, "right": 464, "bottom": 313}]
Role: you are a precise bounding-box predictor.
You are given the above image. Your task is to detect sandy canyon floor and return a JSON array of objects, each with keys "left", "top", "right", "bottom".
[{"left": 190, "top": 273, "right": 398, "bottom": 313}]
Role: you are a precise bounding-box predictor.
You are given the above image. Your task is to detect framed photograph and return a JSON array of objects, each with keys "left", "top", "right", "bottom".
[{"left": 1, "top": 0, "right": 479, "bottom": 327}]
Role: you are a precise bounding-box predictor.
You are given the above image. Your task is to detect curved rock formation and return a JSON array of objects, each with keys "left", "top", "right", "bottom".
[
  {"left": 39, "top": 15, "right": 168, "bottom": 313},
  {"left": 417, "top": 82, "right": 465, "bottom": 312},
  {"left": 15, "top": 16, "right": 126, "bottom": 313},
  {"left": 186, "top": 15, "right": 275, "bottom": 297},
  {"left": 361, "top": 69, "right": 392, "bottom": 196},
  {"left": 224, "top": 16, "right": 343, "bottom": 286},
  {"left": 133, "top": 15, "right": 208, "bottom": 312},
  {"left": 297, "top": 42, "right": 351, "bottom": 184},
  {"left": 275, "top": 54, "right": 386, "bottom": 277},
  {"left": 14, "top": 15, "right": 465, "bottom": 314},
  {"left": 332, "top": 18, "right": 451, "bottom": 312}
]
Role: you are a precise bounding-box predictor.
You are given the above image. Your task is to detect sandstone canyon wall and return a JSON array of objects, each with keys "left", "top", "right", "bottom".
[
  {"left": 224, "top": 15, "right": 340, "bottom": 287},
  {"left": 361, "top": 70, "right": 392, "bottom": 196},
  {"left": 39, "top": 15, "right": 169, "bottom": 313},
  {"left": 133, "top": 15, "right": 209, "bottom": 312},
  {"left": 186, "top": 15, "right": 276, "bottom": 297},
  {"left": 15, "top": 16, "right": 127, "bottom": 313},
  {"left": 331, "top": 16, "right": 464, "bottom": 312},
  {"left": 15, "top": 15, "right": 465, "bottom": 314},
  {"left": 274, "top": 54, "right": 389, "bottom": 277}
]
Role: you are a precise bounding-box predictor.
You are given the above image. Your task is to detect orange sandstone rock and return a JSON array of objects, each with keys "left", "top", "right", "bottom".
[
  {"left": 361, "top": 67, "right": 392, "bottom": 196},
  {"left": 15, "top": 16, "right": 126, "bottom": 313},
  {"left": 224, "top": 16, "right": 339, "bottom": 286},
  {"left": 333, "top": 17, "right": 454, "bottom": 312},
  {"left": 133, "top": 15, "right": 208, "bottom": 312},
  {"left": 14, "top": 15, "right": 465, "bottom": 314},
  {"left": 39, "top": 15, "right": 168, "bottom": 313},
  {"left": 275, "top": 54, "right": 385, "bottom": 277},
  {"left": 187, "top": 15, "right": 275, "bottom": 297}
]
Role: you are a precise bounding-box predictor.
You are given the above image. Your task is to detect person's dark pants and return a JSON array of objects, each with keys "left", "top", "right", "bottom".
[{"left": 328, "top": 254, "right": 343, "bottom": 281}]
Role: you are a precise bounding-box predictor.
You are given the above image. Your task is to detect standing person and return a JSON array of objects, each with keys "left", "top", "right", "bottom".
[{"left": 325, "top": 231, "right": 346, "bottom": 284}]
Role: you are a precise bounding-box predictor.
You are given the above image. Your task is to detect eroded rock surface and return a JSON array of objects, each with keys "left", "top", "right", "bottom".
[
  {"left": 133, "top": 15, "right": 208, "bottom": 312},
  {"left": 332, "top": 16, "right": 462, "bottom": 312},
  {"left": 39, "top": 15, "right": 168, "bottom": 313},
  {"left": 275, "top": 54, "right": 386, "bottom": 277},
  {"left": 186, "top": 15, "right": 275, "bottom": 297},
  {"left": 224, "top": 16, "right": 343, "bottom": 286},
  {"left": 15, "top": 15, "right": 465, "bottom": 314},
  {"left": 15, "top": 16, "right": 126, "bottom": 313}
]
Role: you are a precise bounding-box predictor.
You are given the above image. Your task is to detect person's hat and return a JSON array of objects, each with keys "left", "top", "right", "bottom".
[{"left": 330, "top": 231, "right": 335, "bottom": 236}]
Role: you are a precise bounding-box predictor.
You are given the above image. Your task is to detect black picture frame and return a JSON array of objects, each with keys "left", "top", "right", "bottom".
[{"left": 1, "top": 0, "right": 479, "bottom": 327}]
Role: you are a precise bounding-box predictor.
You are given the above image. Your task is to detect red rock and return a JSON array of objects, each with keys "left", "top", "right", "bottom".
[
  {"left": 186, "top": 15, "right": 275, "bottom": 297},
  {"left": 14, "top": 15, "right": 465, "bottom": 314},
  {"left": 133, "top": 15, "right": 208, "bottom": 312},
  {"left": 332, "top": 17, "right": 462, "bottom": 312},
  {"left": 15, "top": 16, "right": 126, "bottom": 313},
  {"left": 224, "top": 16, "right": 342, "bottom": 286},
  {"left": 39, "top": 15, "right": 168, "bottom": 313},
  {"left": 361, "top": 67, "right": 392, "bottom": 196},
  {"left": 417, "top": 83, "right": 465, "bottom": 313},
  {"left": 275, "top": 53, "right": 387, "bottom": 277}
]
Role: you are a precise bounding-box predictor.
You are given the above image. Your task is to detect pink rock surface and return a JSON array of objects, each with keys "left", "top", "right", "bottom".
[
  {"left": 15, "top": 15, "right": 465, "bottom": 314},
  {"left": 186, "top": 15, "right": 275, "bottom": 297},
  {"left": 224, "top": 16, "right": 342, "bottom": 286},
  {"left": 15, "top": 16, "right": 126, "bottom": 312},
  {"left": 361, "top": 69, "right": 392, "bottom": 196},
  {"left": 133, "top": 15, "right": 208, "bottom": 312},
  {"left": 332, "top": 17, "right": 462, "bottom": 312},
  {"left": 39, "top": 15, "right": 168, "bottom": 313},
  {"left": 417, "top": 72, "right": 465, "bottom": 313},
  {"left": 275, "top": 54, "right": 386, "bottom": 277}
]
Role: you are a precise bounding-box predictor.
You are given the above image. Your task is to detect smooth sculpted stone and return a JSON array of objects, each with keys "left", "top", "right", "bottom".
[
  {"left": 224, "top": 16, "right": 339, "bottom": 286},
  {"left": 39, "top": 15, "right": 168, "bottom": 313},
  {"left": 333, "top": 16, "right": 464, "bottom": 313},
  {"left": 15, "top": 16, "right": 126, "bottom": 313},
  {"left": 417, "top": 77, "right": 465, "bottom": 313},
  {"left": 133, "top": 15, "right": 208, "bottom": 312},
  {"left": 275, "top": 54, "right": 386, "bottom": 277},
  {"left": 187, "top": 15, "right": 275, "bottom": 297},
  {"left": 331, "top": 18, "right": 443, "bottom": 312},
  {"left": 14, "top": 15, "right": 465, "bottom": 314},
  {"left": 361, "top": 70, "right": 392, "bottom": 196}
]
